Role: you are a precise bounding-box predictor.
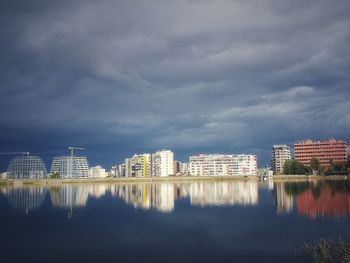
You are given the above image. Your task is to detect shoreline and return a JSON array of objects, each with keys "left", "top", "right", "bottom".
[{"left": 0, "top": 175, "right": 349, "bottom": 186}]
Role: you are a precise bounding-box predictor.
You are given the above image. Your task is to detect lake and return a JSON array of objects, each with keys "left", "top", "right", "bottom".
[{"left": 0, "top": 179, "right": 349, "bottom": 262}]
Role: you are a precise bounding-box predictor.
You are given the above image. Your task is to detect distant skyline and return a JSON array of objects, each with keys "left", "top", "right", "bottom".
[{"left": 1, "top": 0, "right": 350, "bottom": 170}]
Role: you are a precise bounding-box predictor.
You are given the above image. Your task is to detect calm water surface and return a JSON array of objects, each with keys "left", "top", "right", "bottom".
[{"left": 0, "top": 179, "right": 350, "bottom": 262}]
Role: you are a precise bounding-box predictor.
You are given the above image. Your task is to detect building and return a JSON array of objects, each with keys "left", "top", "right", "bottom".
[
  {"left": 118, "top": 163, "right": 126, "bottom": 177},
  {"left": 1, "top": 172, "right": 7, "bottom": 179},
  {"left": 89, "top": 165, "right": 108, "bottom": 178},
  {"left": 125, "top": 154, "right": 151, "bottom": 177},
  {"left": 7, "top": 155, "right": 47, "bottom": 179},
  {"left": 173, "top": 160, "right": 180, "bottom": 174},
  {"left": 294, "top": 139, "right": 347, "bottom": 167},
  {"left": 152, "top": 150, "right": 174, "bottom": 177},
  {"left": 179, "top": 162, "right": 189, "bottom": 175},
  {"left": 173, "top": 161, "right": 189, "bottom": 175},
  {"left": 189, "top": 154, "right": 257, "bottom": 176},
  {"left": 271, "top": 145, "right": 291, "bottom": 174},
  {"left": 50, "top": 156, "right": 89, "bottom": 178}
]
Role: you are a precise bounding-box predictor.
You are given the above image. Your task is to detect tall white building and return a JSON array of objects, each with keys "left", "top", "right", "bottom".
[
  {"left": 50, "top": 156, "right": 89, "bottom": 178},
  {"left": 271, "top": 145, "right": 291, "bottom": 174},
  {"left": 125, "top": 154, "right": 152, "bottom": 177},
  {"left": 189, "top": 154, "right": 257, "bottom": 176},
  {"left": 152, "top": 150, "right": 174, "bottom": 177}
]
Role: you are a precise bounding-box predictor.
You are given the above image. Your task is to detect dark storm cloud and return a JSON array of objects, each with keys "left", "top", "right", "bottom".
[{"left": 0, "top": 0, "right": 350, "bottom": 169}]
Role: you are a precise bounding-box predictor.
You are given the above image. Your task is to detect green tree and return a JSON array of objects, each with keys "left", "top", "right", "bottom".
[
  {"left": 283, "top": 160, "right": 306, "bottom": 175},
  {"left": 325, "top": 166, "right": 334, "bottom": 176},
  {"left": 50, "top": 172, "right": 60, "bottom": 179},
  {"left": 310, "top": 158, "right": 321, "bottom": 175},
  {"left": 283, "top": 159, "right": 293, "bottom": 175}
]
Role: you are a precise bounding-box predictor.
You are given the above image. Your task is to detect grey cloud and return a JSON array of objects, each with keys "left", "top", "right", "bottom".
[{"left": 0, "top": 0, "right": 350, "bottom": 169}]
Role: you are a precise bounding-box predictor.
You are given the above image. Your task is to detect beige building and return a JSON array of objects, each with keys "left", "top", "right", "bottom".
[{"left": 271, "top": 145, "right": 291, "bottom": 174}]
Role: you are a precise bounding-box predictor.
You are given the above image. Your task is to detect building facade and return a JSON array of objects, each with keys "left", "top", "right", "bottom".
[
  {"left": 152, "top": 150, "right": 174, "bottom": 177},
  {"left": 189, "top": 154, "right": 257, "bottom": 176},
  {"left": 50, "top": 156, "right": 89, "bottom": 178},
  {"left": 89, "top": 165, "right": 108, "bottom": 178},
  {"left": 7, "top": 155, "right": 47, "bottom": 179},
  {"left": 173, "top": 161, "right": 189, "bottom": 175},
  {"left": 271, "top": 145, "right": 291, "bottom": 174},
  {"left": 294, "top": 139, "right": 347, "bottom": 167},
  {"left": 125, "top": 154, "right": 151, "bottom": 177}
]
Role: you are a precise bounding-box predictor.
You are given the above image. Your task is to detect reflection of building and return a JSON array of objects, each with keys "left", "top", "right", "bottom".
[
  {"left": 7, "top": 155, "right": 47, "bottom": 179},
  {"left": 3, "top": 187, "right": 47, "bottom": 213},
  {"left": 115, "top": 183, "right": 175, "bottom": 212},
  {"left": 0, "top": 184, "right": 111, "bottom": 215},
  {"left": 125, "top": 154, "right": 151, "bottom": 177},
  {"left": 50, "top": 156, "right": 89, "bottom": 178},
  {"left": 294, "top": 139, "right": 347, "bottom": 167},
  {"left": 189, "top": 154, "right": 257, "bottom": 176},
  {"left": 152, "top": 150, "right": 174, "bottom": 177},
  {"left": 297, "top": 185, "right": 350, "bottom": 218},
  {"left": 273, "top": 183, "right": 294, "bottom": 214},
  {"left": 50, "top": 185, "right": 90, "bottom": 208},
  {"left": 115, "top": 181, "right": 259, "bottom": 212},
  {"left": 157, "top": 183, "right": 174, "bottom": 212},
  {"left": 271, "top": 145, "right": 291, "bottom": 174},
  {"left": 189, "top": 181, "right": 258, "bottom": 206}
]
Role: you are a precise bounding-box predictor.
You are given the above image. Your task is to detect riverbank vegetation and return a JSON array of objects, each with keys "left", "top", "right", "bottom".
[
  {"left": 283, "top": 156, "right": 350, "bottom": 176},
  {"left": 298, "top": 238, "right": 350, "bottom": 263}
]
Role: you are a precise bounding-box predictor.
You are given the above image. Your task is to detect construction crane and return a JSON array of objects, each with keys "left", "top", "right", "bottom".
[
  {"left": 0, "top": 152, "right": 30, "bottom": 156},
  {"left": 68, "top": 147, "right": 85, "bottom": 157}
]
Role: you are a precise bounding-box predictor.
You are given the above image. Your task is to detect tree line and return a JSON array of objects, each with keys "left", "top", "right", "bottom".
[{"left": 283, "top": 156, "right": 350, "bottom": 175}]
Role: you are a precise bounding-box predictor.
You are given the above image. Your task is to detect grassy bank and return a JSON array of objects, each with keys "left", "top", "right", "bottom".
[
  {"left": 0, "top": 175, "right": 259, "bottom": 186},
  {"left": 0, "top": 175, "right": 348, "bottom": 186},
  {"left": 271, "top": 175, "right": 349, "bottom": 182}
]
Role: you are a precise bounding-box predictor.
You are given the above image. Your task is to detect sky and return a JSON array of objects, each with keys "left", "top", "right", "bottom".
[{"left": 0, "top": 0, "right": 350, "bottom": 170}]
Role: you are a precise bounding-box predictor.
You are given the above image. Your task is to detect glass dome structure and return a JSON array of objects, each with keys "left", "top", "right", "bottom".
[{"left": 7, "top": 155, "right": 47, "bottom": 179}]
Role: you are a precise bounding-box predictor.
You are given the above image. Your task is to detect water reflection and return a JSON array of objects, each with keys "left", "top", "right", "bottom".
[
  {"left": 0, "top": 186, "right": 47, "bottom": 214},
  {"left": 187, "top": 181, "right": 258, "bottom": 207},
  {"left": 50, "top": 186, "right": 90, "bottom": 209},
  {"left": 277, "top": 180, "right": 350, "bottom": 218},
  {"left": 114, "top": 181, "right": 259, "bottom": 212},
  {"left": 0, "top": 180, "right": 350, "bottom": 218},
  {"left": 114, "top": 183, "right": 175, "bottom": 212},
  {"left": 273, "top": 183, "right": 294, "bottom": 214}
]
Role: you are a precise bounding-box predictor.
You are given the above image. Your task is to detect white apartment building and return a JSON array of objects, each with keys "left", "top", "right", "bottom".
[
  {"left": 271, "top": 145, "right": 291, "bottom": 174},
  {"left": 152, "top": 150, "right": 174, "bottom": 177},
  {"left": 125, "top": 154, "right": 151, "bottom": 177},
  {"left": 50, "top": 156, "right": 89, "bottom": 178},
  {"left": 189, "top": 154, "right": 257, "bottom": 176}
]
